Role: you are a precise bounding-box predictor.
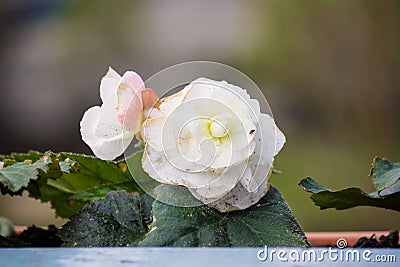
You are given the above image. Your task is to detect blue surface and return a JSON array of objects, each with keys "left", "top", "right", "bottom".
[{"left": 0, "top": 247, "right": 398, "bottom": 267}]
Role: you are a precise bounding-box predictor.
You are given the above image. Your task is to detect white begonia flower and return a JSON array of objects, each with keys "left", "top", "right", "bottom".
[
  {"left": 142, "top": 78, "right": 285, "bottom": 212},
  {"left": 80, "top": 67, "right": 158, "bottom": 160}
]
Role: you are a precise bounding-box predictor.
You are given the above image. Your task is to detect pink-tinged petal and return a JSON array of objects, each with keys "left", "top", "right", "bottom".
[
  {"left": 117, "top": 71, "right": 145, "bottom": 133},
  {"left": 141, "top": 88, "right": 159, "bottom": 110},
  {"left": 122, "top": 71, "right": 145, "bottom": 92}
]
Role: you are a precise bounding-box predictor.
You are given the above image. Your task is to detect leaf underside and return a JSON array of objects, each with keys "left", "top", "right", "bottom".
[
  {"left": 372, "top": 157, "right": 400, "bottom": 193},
  {"left": 299, "top": 177, "right": 400, "bottom": 212},
  {"left": 299, "top": 156, "right": 400, "bottom": 212}
]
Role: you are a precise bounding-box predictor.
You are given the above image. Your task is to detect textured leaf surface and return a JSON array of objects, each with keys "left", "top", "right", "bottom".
[
  {"left": 0, "top": 152, "right": 63, "bottom": 194},
  {"left": 54, "top": 152, "right": 143, "bottom": 199},
  {"left": 138, "top": 185, "right": 308, "bottom": 247},
  {"left": 299, "top": 177, "right": 400, "bottom": 212},
  {"left": 0, "top": 151, "right": 43, "bottom": 163},
  {"left": 0, "top": 151, "right": 145, "bottom": 218},
  {"left": 59, "top": 186, "right": 308, "bottom": 247},
  {"left": 58, "top": 191, "right": 151, "bottom": 247},
  {"left": 0, "top": 151, "right": 82, "bottom": 217},
  {"left": 43, "top": 152, "right": 145, "bottom": 217},
  {"left": 372, "top": 157, "right": 400, "bottom": 193}
]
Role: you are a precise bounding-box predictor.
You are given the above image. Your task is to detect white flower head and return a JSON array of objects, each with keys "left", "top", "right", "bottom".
[
  {"left": 80, "top": 67, "right": 157, "bottom": 160},
  {"left": 0, "top": 161, "right": 3, "bottom": 169},
  {"left": 141, "top": 78, "right": 285, "bottom": 212}
]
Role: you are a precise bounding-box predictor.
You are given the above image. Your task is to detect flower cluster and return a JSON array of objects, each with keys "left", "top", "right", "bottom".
[{"left": 81, "top": 68, "right": 285, "bottom": 212}]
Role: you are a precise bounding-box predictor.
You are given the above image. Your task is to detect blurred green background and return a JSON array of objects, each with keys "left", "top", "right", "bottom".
[{"left": 0, "top": 0, "right": 399, "bottom": 231}]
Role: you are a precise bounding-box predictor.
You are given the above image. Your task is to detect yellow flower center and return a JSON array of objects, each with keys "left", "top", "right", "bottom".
[{"left": 209, "top": 118, "right": 230, "bottom": 138}]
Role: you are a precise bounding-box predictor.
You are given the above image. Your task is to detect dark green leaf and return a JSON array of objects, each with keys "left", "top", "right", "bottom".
[
  {"left": 299, "top": 177, "right": 400, "bottom": 212},
  {"left": 372, "top": 157, "right": 400, "bottom": 193},
  {"left": 58, "top": 191, "right": 151, "bottom": 247},
  {"left": 138, "top": 185, "right": 308, "bottom": 247},
  {"left": 59, "top": 186, "right": 307, "bottom": 247},
  {"left": 0, "top": 235, "right": 26, "bottom": 247}
]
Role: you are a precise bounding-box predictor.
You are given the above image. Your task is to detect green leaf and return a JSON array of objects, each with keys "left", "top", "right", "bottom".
[
  {"left": 0, "top": 150, "right": 146, "bottom": 218},
  {"left": 371, "top": 157, "right": 400, "bottom": 193},
  {"left": 37, "top": 184, "right": 86, "bottom": 219},
  {"left": 299, "top": 177, "right": 400, "bottom": 212},
  {"left": 40, "top": 151, "right": 145, "bottom": 217},
  {"left": 56, "top": 152, "right": 144, "bottom": 200},
  {"left": 0, "top": 151, "right": 83, "bottom": 217},
  {"left": 0, "top": 151, "right": 43, "bottom": 163},
  {"left": 0, "top": 217, "right": 14, "bottom": 237},
  {"left": 139, "top": 185, "right": 308, "bottom": 247},
  {"left": 0, "top": 152, "right": 58, "bottom": 193},
  {"left": 299, "top": 156, "right": 400, "bottom": 212},
  {"left": 40, "top": 152, "right": 143, "bottom": 218},
  {"left": 58, "top": 191, "right": 151, "bottom": 247},
  {"left": 59, "top": 186, "right": 308, "bottom": 247}
]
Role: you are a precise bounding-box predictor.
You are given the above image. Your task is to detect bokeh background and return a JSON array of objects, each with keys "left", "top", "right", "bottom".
[{"left": 0, "top": 0, "right": 399, "bottom": 231}]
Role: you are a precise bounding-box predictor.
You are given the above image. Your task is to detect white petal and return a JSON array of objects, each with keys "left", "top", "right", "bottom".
[
  {"left": 189, "top": 115, "right": 279, "bottom": 210},
  {"left": 189, "top": 163, "right": 251, "bottom": 200},
  {"left": 255, "top": 113, "right": 286, "bottom": 157},
  {"left": 186, "top": 78, "right": 260, "bottom": 133},
  {"left": 189, "top": 164, "right": 272, "bottom": 212},
  {"left": 153, "top": 79, "right": 258, "bottom": 170},
  {"left": 219, "top": 80, "right": 261, "bottom": 121},
  {"left": 153, "top": 84, "right": 191, "bottom": 117},
  {"left": 142, "top": 145, "right": 244, "bottom": 198},
  {"left": 100, "top": 67, "right": 121, "bottom": 109},
  {"left": 274, "top": 126, "right": 286, "bottom": 156},
  {"left": 97, "top": 68, "right": 121, "bottom": 132},
  {"left": 0, "top": 161, "right": 3, "bottom": 169},
  {"left": 183, "top": 78, "right": 258, "bottom": 149},
  {"left": 207, "top": 167, "right": 272, "bottom": 212},
  {"left": 142, "top": 118, "right": 165, "bottom": 151},
  {"left": 80, "top": 106, "right": 134, "bottom": 160},
  {"left": 237, "top": 114, "right": 278, "bottom": 193},
  {"left": 80, "top": 106, "right": 101, "bottom": 149}
]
